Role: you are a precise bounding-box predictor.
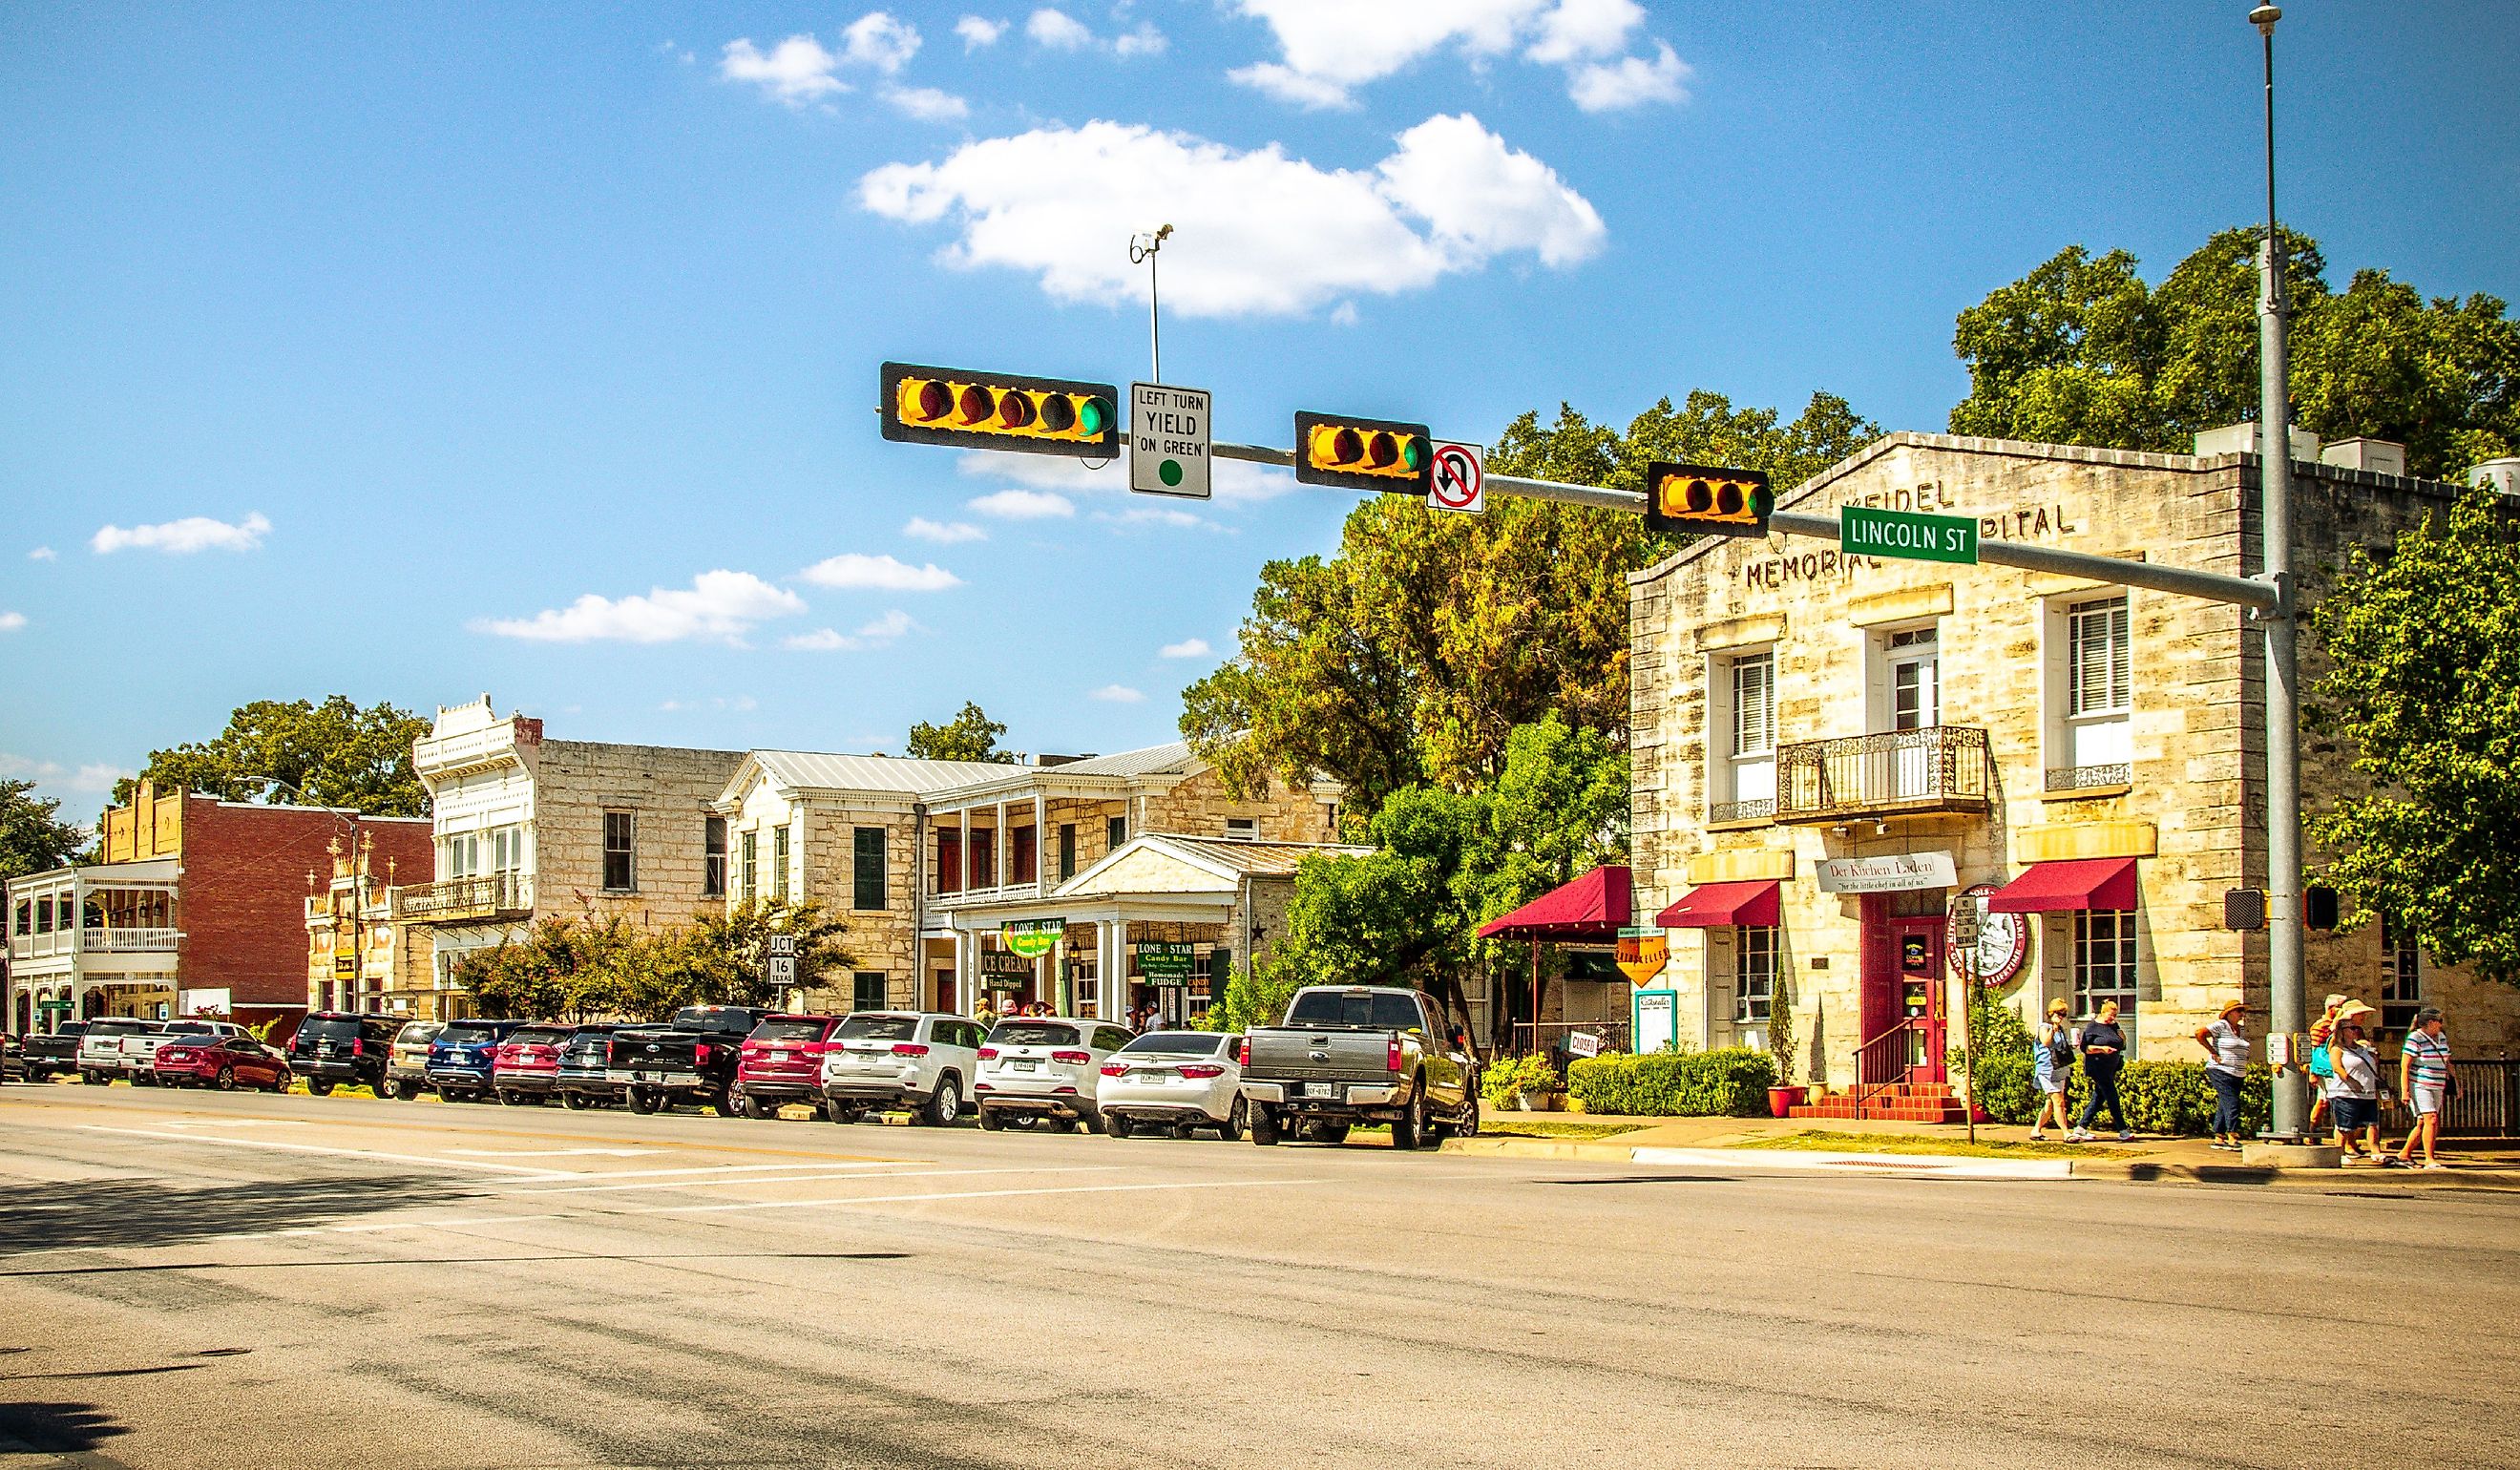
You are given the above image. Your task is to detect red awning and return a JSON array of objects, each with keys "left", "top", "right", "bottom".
[
  {"left": 1476, "top": 865, "right": 1631, "bottom": 941},
  {"left": 1655, "top": 880, "right": 1780, "bottom": 929},
  {"left": 1984, "top": 857, "right": 2138, "bottom": 914}
]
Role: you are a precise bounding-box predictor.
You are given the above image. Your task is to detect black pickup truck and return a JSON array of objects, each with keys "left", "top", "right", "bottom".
[
  {"left": 608, "top": 1005, "right": 770, "bottom": 1115},
  {"left": 1239, "top": 985, "right": 1480, "bottom": 1149},
  {"left": 21, "top": 1022, "right": 87, "bottom": 1082}
]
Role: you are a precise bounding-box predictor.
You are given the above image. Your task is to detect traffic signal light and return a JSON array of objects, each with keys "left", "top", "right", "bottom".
[
  {"left": 1643, "top": 461, "right": 1773, "bottom": 537},
  {"left": 2303, "top": 885, "right": 2341, "bottom": 931},
  {"left": 2222, "top": 888, "right": 2267, "bottom": 933},
  {"left": 1294, "top": 411, "right": 1432, "bottom": 494},
  {"left": 881, "top": 362, "right": 1119, "bottom": 458}
]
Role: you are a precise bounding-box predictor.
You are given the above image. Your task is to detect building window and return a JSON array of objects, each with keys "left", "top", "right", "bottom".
[
  {"left": 2050, "top": 595, "right": 2132, "bottom": 788},
  {"left": 772, "top": 824, "right": 790, "bottom": 902},
  {"left": 2380, "top": 914, "right": 2424, "bottom": 1040},
  {"left": 1012, "top": 826, "right": 1037, "bottom": 885},
  {"left": 1225, "top": 818, "right": 1257, "bottom": 841},
  {"left": 853, "top": 827, "right": 887, "bottom": 912},
  {"left": 1733, "top": 926, "right": 1776, "bottom": 1025},
  {"left": 602, "top": 812, "right": 636, "bottom": 892},
  {"left": 2073, "top": 909, "right": 2139, "bottom": 1043},
  {"left": 852, "top": 972, "right": 888, "bottom": 1013},
  {"left": 1107, "top": 815, "right": 1127, "bottom": 851},
  {"left": 34, "top": 897, "right": 52, "bottom": 934},
  {"left": 740, "top": 830, "right": 758, "bottom": 904},
  {"left": 1069, "top": 952, "right": 1100, "bottom": 1016},
  {"left": 1708, "top": 649, "right": 1776, "bottom": 820},
  {"left": 13, "top": 899, "right": 27, "bottom": 935},
  {"left": 442, "top": 832, "right": 478, "bottom": 880},
  {"left": 704, "top": 817, "right": 726, "bottom": 897},
  {"left": 1058, "top": 824, "right": 1078, "bottom": 882}
]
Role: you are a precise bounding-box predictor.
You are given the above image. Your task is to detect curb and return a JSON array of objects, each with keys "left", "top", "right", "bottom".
[{"left": 1632, "top": 1145, "right": 2069, "bottom": 1180}]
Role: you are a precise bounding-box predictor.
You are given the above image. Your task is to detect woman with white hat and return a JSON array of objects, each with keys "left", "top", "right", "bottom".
[
  {"left": 2195, "top": 998, "right": 2251, "bottom": 1151},
  {"left": 2324, "top": 1001, "right": 2393, "bottom": 1166}
]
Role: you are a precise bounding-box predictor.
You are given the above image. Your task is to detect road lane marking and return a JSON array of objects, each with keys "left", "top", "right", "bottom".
[
  {"left": 158, "top": 1120, "right": 310, "bottom": 1129},
  {"left": 633, "top": 1175, "right": 1338, "bottom": 1216},
  {"left": 74, "top": 1125, "right": 582, "bottom": 1179},
  {"left": 488, "top": 1165, "right": 1123, "bottom": 1197},
  {"left": 445, "top": 1147, "right": 662, "bottom": 1159}
]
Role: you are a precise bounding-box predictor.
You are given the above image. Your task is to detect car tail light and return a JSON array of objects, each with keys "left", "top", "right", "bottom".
[
  {"left": 1388, "top": 1037, "right": 1403, "bottom": 1072},
  {"left": 694, "top": 1042, "right": 713, "bottom": 1067},
  {"left": 977, "top": 1046, "right": 998, "bottom": 1060},
  {"left": 1238, "top": 1037, "right": 1250, "bottom": 1068},
  {"left": 891, "top": 1043, "right": 930, "bottom": 1057},
  {"left": 351, "top": 1039, "right": 366, "bottom": 1058},
  {"left": 742, "top": 1041, "right": 764, "bottom": 1058},
  {"left": 1100, "top": 1062, "right": 1127, "bottom": 1077},
  {"left": 1051, "top": 1050, "right": 1090, "bottom": 1065},
  {"left": 1180, "top": 1063, "right": 1225, "bottom": 1079}
]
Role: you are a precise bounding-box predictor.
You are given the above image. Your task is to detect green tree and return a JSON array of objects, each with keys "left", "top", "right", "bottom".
[
  {"left": 0, "top": 779, "right": 88, "bottom": 879},
  {"left": 906, "top": 702, "right": 1018, "bottom": 764},
  {"left": 1182, "top": 390, "right": 1875, "bottom": 812},
  {"left": 2305, "top": 487, "right": 2520, "bottom": 982},
  {"left": 455, "top": 916, "right": 637, "bottom": 1020},
  {"left": 670, "top": 899, "right": 855, "bottom": 1009},
  {"left": 114, "top": 696, "right": 430, "bottom": 815},
  {"left": 1951, "top": 226, "right": 2520, "bottom": 480}
]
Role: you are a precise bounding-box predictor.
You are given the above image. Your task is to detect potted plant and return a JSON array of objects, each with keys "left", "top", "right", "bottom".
[{"left": 1765, "top": 974, "right": 1806, "bottom": 1117}]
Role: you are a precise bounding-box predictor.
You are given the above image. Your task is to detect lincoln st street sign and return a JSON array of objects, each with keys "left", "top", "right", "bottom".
[{"left": 1840, "top": 505, "right": 1980, "bottom": 564}]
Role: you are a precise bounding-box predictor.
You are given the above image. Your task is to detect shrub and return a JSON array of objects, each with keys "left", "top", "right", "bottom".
[
  {"left": 1480, "top": 1053, "right": 1561, "bottom": 1107},
  {"left": 1968, "top": 1059, "right": 2274, "bottom": 1135},
  {"left": 1565, "top": 1048, "right": 1777, "bottom": 1117},
  {"left": 1972, "top": 1052, "right": 2042, "bottom": 1124}
]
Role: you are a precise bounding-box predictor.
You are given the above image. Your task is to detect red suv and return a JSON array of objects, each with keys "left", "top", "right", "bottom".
[
  {"left": 491, "top": 1023, "right": 577, "bottom": 1106},
  {"left": 731, "top": 1014, "right": 846, "bottom": 1119}
]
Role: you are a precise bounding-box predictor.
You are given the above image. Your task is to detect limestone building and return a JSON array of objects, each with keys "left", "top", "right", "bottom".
[
  {"left": 712, "top": 742, "right": 1345, "bottom": 1023},
  {"left": 1626, "top": 430, "right": 2515, "bottom": 1105},
  {"left": 389, "top": 697, "right": 743, "bottom": 1018}
]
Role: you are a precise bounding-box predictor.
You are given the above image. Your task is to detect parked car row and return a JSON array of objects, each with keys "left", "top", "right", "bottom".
[{"left": 21, "top": 984, "right": 1480, "bottom": 1151}]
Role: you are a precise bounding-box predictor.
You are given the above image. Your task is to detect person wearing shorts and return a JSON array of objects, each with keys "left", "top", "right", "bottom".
[
  {"left": 2030, "top": 998, "right": 2073, "bottom": 1140},
  {"left": 2397, "top": 1007, "right": 2454, "bottom": 1170},
  {"left": 2325, "top": 1002, "right": 2390, "bottom": 1165},
  {"left": 2304, "top": 993, "right": 2346, "bottom": 1134}
]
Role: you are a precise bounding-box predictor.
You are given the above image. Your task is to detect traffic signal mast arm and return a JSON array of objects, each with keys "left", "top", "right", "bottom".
[{"left": 1210, "top": 439, "right": 2279, "bottom": 612}]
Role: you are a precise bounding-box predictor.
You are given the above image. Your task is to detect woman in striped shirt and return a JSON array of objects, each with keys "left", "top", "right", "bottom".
[{"left": 2396, "top": 1006, "right": 2455, "bottom": 1171}]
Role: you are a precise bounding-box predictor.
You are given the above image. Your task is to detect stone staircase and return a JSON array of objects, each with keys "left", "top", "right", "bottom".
[{"left": 1789, "top": 1082, "right": 1969, "bottom": 1124}]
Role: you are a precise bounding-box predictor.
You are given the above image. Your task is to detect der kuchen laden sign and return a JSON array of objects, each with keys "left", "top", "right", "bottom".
[{"left": 1134, "top": 941, "right": 1197, "bottom": 985}]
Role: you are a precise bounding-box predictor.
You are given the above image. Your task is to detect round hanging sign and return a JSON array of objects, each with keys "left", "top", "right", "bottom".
[{"left": 1950, "top": 881, "right": 2028, "bottom": 988}]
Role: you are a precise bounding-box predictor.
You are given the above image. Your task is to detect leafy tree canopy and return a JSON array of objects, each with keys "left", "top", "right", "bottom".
[
  {"left": 457, "top": 900, "right": 856, "bottom": 1021},
  {"left": 1181, "top": 389, "right": 1875, "bottom": 812},
  {"left": 1951, "top": 226, "right": 2520, "bottom": 480},
  {"left": 906, "top": 702, "right": 1018, "bottom": 764},
  {"left": 114, "top": 696, "right": 430, "bottom": 816},
  {"left": 2306, "top": 488, "right": 2520, "bottom": 982},
  {"left": 0, "top": 779, "right": 88, "bottom": 880}
]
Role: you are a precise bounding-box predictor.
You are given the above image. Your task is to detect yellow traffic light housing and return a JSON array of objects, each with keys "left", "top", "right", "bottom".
[
  {"left": 1294, "top": 411, "right": 1432, "bottom": 494},
  {"left": 1643, "top": 460, "right": 1773, "bottom": 537},
  {"left": 881, "top": 362, "right": 1119, "bottom": 458}
]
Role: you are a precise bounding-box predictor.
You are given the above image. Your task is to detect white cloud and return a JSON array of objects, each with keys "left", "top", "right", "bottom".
[
  {"left": 957, "top": 15, "right": 1007, "bottom": 49},
  {"left": 882, "top": 85, "right": 970, "bottom": 121},
  {"left": 719, "top": 34, "right": 848, "bottom": 103},
  {"left": 969, "top": 488, "right": 1076, "bottom": 519},
  {"left": 27, "top": 547, "right": 56, "bottom": 560},
  {"left": 904, "top": 516, "right": 987, "bottom": 543},
  {"left": 473, "top": 569, "right": 805, "bottom": 644},
  {"left": 841, "top": 11, "right": 920, "bottom": 74},
  {"left": 1113, "top": 23, "right": 1167, "bottom": 57},
  {"left": 1568, "top": 42, "right": 1689, "bottom": 112},
  {"left": 91, "top": 512, "right": 271, "bottom": 555},
  {"left": 73, "top": 762, "right": 130, "bottom": 793},
  {"left": 1088, "top": 683, "right": 1146, "bottom": 704},
  {"left": 0, "top": 751, "right": 127, "bottom": 796},
  {"left": 860, "top": 114, "right": 1602, "bottom": 318},
  {"left": 798, "top": 553, "right": 963, "bottom": 591},
  {"left": 1329, "top": 300, "right": 1359, "bottom": 326},
  {"left": 786, "top": 628, "right": 860, "bottom": 652},
  {"left": 1228, "top": 0, "right": 1680, "bottom": 113},
  {"left": 956, "top": 450, "right": 1293, "bottom": 504},
  {"left": 859, "top": 609, "right": 917, "bottom": 640},
  {"left": 0, "top": 612, "right": 24, "bottom": 633},
  {"left": 1026, "top": 9, "right": 1094, "bottom": 49},
  {"left": 1159, "top": 638, "right": 1212, "bottom": 659},
  {"left": 1095, "top": 506, "right": 1217, "bottom": 532}
]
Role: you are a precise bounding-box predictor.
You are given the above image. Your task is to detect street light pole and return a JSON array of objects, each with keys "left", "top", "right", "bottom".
[
  {"left": 2250, "top": 3, "right": 2308, "bottom": 1140},
  {"left": 1128, "top": 224, "right": 1173, "bottom": 385}
]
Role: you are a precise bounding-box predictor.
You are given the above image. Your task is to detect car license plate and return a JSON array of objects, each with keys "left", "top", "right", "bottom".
[
  {"left": 1011, "top": 1060, "right": 1038, "bottom": 1072},
  {"left": 1305, "top": 1082, "right": 1338, "bottom": 1099},
  {"left": 1131, "top": 1071, "right": 1166, "bottom": 1082},
  {"left": 636, "top": 1071, "right": 670, "bottom": 1084}
]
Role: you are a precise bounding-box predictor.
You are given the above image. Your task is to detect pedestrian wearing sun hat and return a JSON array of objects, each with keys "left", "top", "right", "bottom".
[
  {"left": 2324, "top": 1001, "right": 2392, "bottom": 1165},
  {"left": 2030, "top": 998, "right": 2074, "bottom": 1141},
  {"left": 2195, "top": 998, "right": 2251, "bottom": 1150},
  {"left": 2304, "top": 992, "right": 2347, "bottom": 1135}
]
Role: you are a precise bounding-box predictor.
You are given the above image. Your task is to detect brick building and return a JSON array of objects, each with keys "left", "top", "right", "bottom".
[
  {"left": 712, "top": 743, "right": 1347, "bottom": 1023},
  {"left": 1623, "top": 430, "right": 2516, "bottom": 1109},
  {"left": 7, "top": 782, "right": 420, "bottom": 1037},
  {"left": 388, "top": 697, "right": 742, "bottom": 1018}
]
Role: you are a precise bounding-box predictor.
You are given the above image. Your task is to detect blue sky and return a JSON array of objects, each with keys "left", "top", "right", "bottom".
[{"left": 3, "top": 1, "right": 2514, "bottom": 817}]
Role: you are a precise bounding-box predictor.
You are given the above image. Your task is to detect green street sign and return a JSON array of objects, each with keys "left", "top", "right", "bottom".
[{"left": 1841, "top": 505, "right": 1979, "bottom": 565}]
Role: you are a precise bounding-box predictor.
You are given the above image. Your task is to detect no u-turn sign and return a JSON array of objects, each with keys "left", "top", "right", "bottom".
[{"left": 1428, "top": 441, "right": 1483, "bottom": 515}]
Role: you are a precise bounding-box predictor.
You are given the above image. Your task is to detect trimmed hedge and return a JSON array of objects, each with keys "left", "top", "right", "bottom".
[
  {"left": 1565, "top": 1048, "right": 1777, "bottom": 1117},
  {"left": 1974, "top": 1058, "right": 2274, "bottom": 1136}
]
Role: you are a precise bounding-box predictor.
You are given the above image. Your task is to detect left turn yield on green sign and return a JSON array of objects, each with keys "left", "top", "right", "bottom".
[
  {"left": 1840, "top": 505, "right": 1979, "bottom": 565},
  {"left": 1131, "top": 383, "right": 1210, "bottom": 499}
]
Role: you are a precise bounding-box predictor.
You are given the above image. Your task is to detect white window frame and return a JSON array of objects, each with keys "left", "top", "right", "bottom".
[
  {"left": 2072, "top": 908, "right": 2139, "bottom": 1045},
  {"left": 2043, "top": 593, "right": 2133, "bottom": 788},
  {"left": 1708, "top": 647, "right": 1777, "bottom": 816},
  {"left": 1733, "top": 925, "right": 1776, "bottom": 1025},
  {"left": 2379, "top": 914, "right": 2424, "bottom": 1040}
]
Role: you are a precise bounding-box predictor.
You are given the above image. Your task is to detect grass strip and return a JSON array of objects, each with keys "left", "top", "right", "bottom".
[{"left": 1733, "top": 1128, "right": 2137, "bottom": 1161}]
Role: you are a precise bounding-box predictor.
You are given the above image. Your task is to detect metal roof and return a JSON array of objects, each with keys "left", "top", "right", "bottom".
[
  {"left": 1047, "top": 742, "right": 1200, "bottom": 778},
  {"left": 748, "top": 749, "right": 1020, "bottom": 795}
]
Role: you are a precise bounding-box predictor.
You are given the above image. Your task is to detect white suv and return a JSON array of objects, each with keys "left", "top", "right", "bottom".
[
  {"left": 974, "top": 1017, "right": 1136, "bottom": 1133},
  {"left": 819, "top": 1012, "right": 987, "bottom": 1126},
  {"left": 1099, "top": 1030, "right": 1246, "bottom": 1140}
]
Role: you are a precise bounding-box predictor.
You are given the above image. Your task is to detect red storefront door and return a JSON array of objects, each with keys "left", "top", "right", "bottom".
[{"left": 1860, "top": 897, "right": 1948, "bottom": 1085}]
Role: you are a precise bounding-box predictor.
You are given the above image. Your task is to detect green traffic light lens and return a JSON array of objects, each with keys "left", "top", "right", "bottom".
[
  {"left": 1077, "top": 397, "right": 1109, "bottom": 437},
  {"left": 1400, "top": 438, "right": 1425, "bottom": 472}
]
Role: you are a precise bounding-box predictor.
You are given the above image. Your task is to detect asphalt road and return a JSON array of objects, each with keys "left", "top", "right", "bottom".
[{"left": 0, "top": 1083, "right": 2512, "bottom": 1470}]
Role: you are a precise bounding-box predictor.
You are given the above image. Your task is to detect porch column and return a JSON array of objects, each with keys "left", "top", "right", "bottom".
[
  {"left": 950, "top": 927, "right": 972, "bottom": 1017},
  {"left": 1102, "top": 914, "right": 1125, "bottom": 1021},
  {"left": 1033, "top": 792, "right": 1047, "bottom": 896},
  {"left": 993, "top": 800, "right": 1008, "bottom": 896},
  {"left": 958, "top": 807, "right": 971, "bottom": 893}
]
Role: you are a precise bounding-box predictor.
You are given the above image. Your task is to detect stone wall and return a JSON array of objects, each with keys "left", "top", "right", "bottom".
[
  {"left": 1140, "top": 768, "right": 1339, "bottom": 844},
  {"left": 531, "top": 740, "right": 744, "bottom": 934}
]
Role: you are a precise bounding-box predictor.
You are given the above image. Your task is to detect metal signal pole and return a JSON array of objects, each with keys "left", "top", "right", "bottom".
[
  {"left": 1129, "top": 224, "right": 1173, "bottom": 385},
  {"left": 2250, "top": 3, "right": 2308, "bottom": 1140}
]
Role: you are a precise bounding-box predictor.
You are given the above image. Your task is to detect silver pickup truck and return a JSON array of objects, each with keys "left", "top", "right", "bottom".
[
  {"left": 1238, "top": 985, "right": 1480, "bottom": 1149},
  {"left": 75, "top": 1018, "right": 167, "bottom": 1084}
]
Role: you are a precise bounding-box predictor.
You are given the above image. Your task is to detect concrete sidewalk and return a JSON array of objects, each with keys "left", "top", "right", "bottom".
[{"left": 1453, "top": 1110, "right": 2520, "bottom": 1187}]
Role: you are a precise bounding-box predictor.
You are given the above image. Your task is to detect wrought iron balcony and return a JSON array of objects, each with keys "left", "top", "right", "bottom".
[
  {"left": 2045, "top": 762, "right": 2132, "bottom": 793},
  {"left": 1773, "top": 725, "right": 1994, "bottom": 824},
  {"left": 391, "top": 872, "right": 533, "bottom": 923}
]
